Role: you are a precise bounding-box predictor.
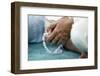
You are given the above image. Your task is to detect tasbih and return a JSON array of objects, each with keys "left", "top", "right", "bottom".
[{"left": 42, "top": 33, "right": 63, "bottom": 54}]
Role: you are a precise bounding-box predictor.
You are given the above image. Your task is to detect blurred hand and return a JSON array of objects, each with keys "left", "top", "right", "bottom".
[{"left": 47, "top": 17, "right": 74, "bottom": 45}]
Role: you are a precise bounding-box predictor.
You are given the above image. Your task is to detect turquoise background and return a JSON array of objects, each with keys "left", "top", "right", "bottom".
[{"left": 28, "top": 42, "right": 80, "bottom": 61}]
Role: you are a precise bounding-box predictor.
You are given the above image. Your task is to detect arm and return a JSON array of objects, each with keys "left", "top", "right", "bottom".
[{"left": 63, "top": 39, "right": 87, "bottom": 58}]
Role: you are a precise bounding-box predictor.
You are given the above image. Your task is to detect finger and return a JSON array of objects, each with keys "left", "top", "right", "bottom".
[
  {"left": 51, "top": 34, "right": 60, "bottom": 44},
  {"left": 57, "top": 39, "right": 62, "bottom": 45},
  {"left": 47, "top": 29, "right": 58, "bottom": 42},
  {"left": 47, "top": 22, "right": 56, "bottom": 32}
]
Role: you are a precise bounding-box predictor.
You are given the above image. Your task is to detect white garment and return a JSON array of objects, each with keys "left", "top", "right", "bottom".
[{"left": 71, "top": 17, "right": 88, "bottom": 52}]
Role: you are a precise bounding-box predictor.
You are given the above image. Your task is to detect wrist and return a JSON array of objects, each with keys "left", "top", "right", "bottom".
[{"left": 63, "top": 16, "right": 74, "bottom": 24}]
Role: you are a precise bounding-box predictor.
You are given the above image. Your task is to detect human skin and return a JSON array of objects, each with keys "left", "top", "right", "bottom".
[
  {"left": 46, "top": 16, "right": 87, "bottom": 58},
  {"left": 63, "top": 39, "right": 87, "bottom": 58},
  {"left": 47, "top": 17, "right": 74, "bottom": 45}
]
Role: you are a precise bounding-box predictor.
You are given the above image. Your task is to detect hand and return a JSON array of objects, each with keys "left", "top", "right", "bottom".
[{"left": 47, "top": 17, "right": 74, "bottom": 45}]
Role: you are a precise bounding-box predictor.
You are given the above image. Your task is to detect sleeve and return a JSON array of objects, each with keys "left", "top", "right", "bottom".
[{"left": 71, "top": 17, "right": 88, "bottom": 52}]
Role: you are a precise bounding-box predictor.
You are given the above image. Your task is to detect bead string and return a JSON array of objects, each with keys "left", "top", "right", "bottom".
[{"left": 42, "top": 33, "right": 63, "bottom": 54}]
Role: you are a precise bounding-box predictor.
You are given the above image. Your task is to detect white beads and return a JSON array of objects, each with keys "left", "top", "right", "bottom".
[{"left": 42, "top": 33, "right": 63, "bottom": 54}]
